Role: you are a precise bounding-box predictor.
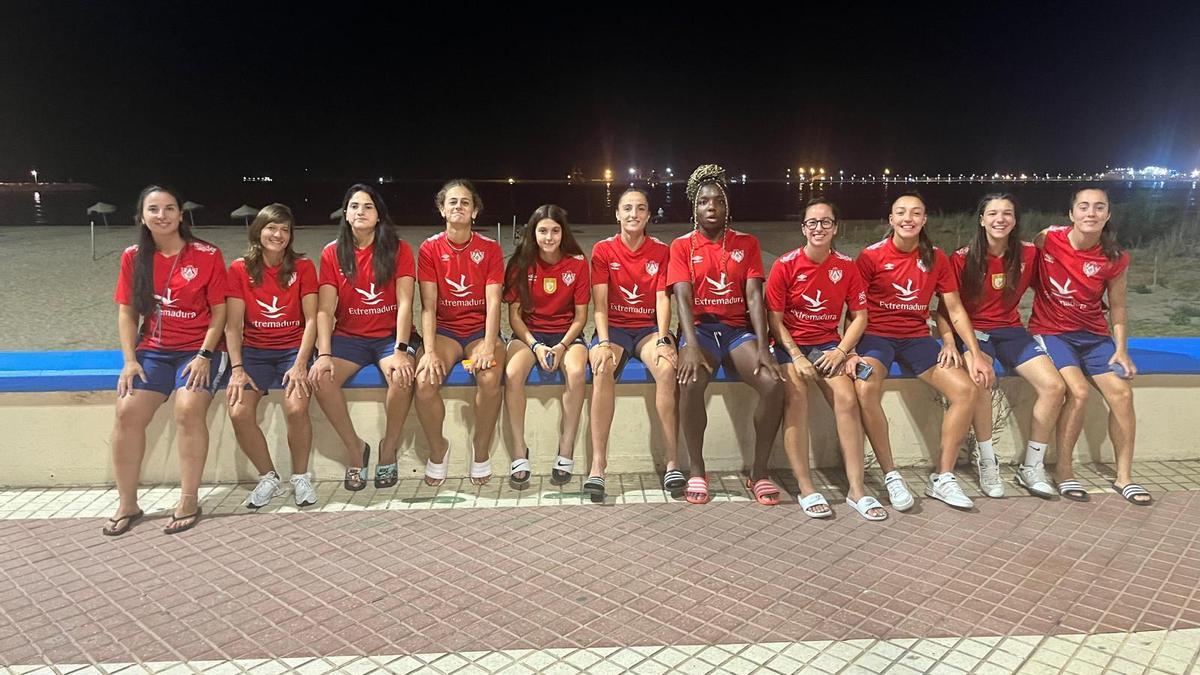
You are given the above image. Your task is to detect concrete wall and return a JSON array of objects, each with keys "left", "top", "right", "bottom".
[{"left": 1, "top": 375, "right": 1196, "bottom": 487}]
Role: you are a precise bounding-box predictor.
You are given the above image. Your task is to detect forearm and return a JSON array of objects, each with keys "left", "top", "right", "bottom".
[
  {"left": 672, "top": 283, "right": 699, "bottom": 344},
  {"left": 838, "top": 312, "right": 867, "bottom": 354},
  {"left": 201, "top": 305, "right": 226, "bottom": 352},
  {"left": 768, "top": 312, "right": 800, "bottom": 358},
  {"left": 117, "top": 307, "right": 140, "bottom": 362},
  {"left": 655, "top": 292, "right": 672, "bottom": 340}
]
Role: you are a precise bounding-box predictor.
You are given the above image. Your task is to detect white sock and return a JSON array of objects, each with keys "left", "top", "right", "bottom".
[
  {"left": 1024, "top": 441, "right": 1047, "bottom": 467},
  {"left": 977, "top": 439, "right": 995, "bottom": 463}
]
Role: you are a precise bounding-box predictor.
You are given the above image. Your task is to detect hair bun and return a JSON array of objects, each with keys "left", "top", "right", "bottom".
[{"left": 686, "top": 164, "right": 727, "bottom": 203}]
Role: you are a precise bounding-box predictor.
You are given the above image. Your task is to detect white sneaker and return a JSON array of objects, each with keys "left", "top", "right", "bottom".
[
  {"left": 884, "top": 470, "right": 915, "bottom": 511},
  {"left": 290, "top": 472, "right": 317, "bottom": 507},
  {"left": 245, "top": 471, "right": 285, "bottom": 509},
  {"left": 925, "top": 472, "right": 974, "bottom": 509},
  {"left": 1015, "top": 463, "right": 1056, "bottom": 498},
  {"left": 977, "top": 457, "right": 1005, "bottom": 498}
]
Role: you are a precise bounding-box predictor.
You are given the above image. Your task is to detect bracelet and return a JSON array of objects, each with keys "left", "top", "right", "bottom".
[
  {"left": 196, "top": 349, "right": 214, "bottom": 360},
  {"left": 834, "top": 346, "right": 848, "bottom": 357},
  {"left": 531, "top": 341, "right": 545, "bottom": 351},
  {"left": 655, "top": 336, "right": 674, "bottom": 347},
  {"left": 597, "top": 339, "right": 612, "bottom": 346},
  {"left": 230, "top": 364, "right": 244, "bottom": 370},
  {"left": 316, "top": 352, "right": 332, "bottom": 358},
  {"left": 556, "top": 342, "right": 568, "bottom": 350}
]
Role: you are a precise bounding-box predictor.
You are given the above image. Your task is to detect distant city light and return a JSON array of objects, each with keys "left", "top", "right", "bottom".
[
  {"left": 665, "top": 167, "right": 673, "bottom": 176},
  {"left": 628, "top": 167, "right": 636, "bottom": 176},
  {"left": 30, "top": 169, "right": 38, "bottom": 185},
  {"left": 507, "top": 177, "right": 515, "bottom": 185},
  {"left": 603, "top": 168, "right": 613, "bottom": 181}
]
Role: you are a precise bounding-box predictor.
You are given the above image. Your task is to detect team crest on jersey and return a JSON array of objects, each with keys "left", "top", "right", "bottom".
[
  {"left": 828, "top": 269, "right": 843, "bottom": 283},
  {"left": 857, "top": 291, "right": 867, "bottom": 304},
  {"left": 645, "top": 261, "right": 659, "bottom": 276},
  {"left": 991, "top": 273, "right": 1006, "bottom": 290},
  {"left": 471, "top": 250, "right": 484, "bottom": 265},
  {"left": 562, "top": 272, "right": 576, "bottom": 286},
  {"left": 730, "top": 249, "right": 745, "bottom": 263},
  {"left": 180, "top": 265, "right": 198, "bottom": 282},
  {"left": 916, "top": 259, "right": 930, "bottom": 273},
  {"left": 1082, "top": 262, "right": 1101, "bottom": 277},
  {"left": 543, "top": 278, "right": 558, "bottom": 294}
]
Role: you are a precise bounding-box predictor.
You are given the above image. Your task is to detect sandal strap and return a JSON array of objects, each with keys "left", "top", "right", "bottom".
[
  {"left": 553, "top": 456, "right": 575, "bottom": 472},
  {"left": 686, "top": 476, "right": 709, "bottom": 491},
  {"left": 663, "top": 469, "right": 685, "bottom": 482},
  {"left": 853, "top": 495, "right": 884, "bottom": 511},
  {"left": 376, "top": 463, "right": 398, "bottom": 478},
  {"left": 470, "top": 459, "right": 492, "bottom": 479},
  {"left": 1120, "top": 484, "right": 1150, "bottom": 497},
  {"left": 584, "top": 476, "right": 605, "bottom": 488},
  {"left": 752, "top": 478, "right": 781, "bottom": 498},
  {"left": 425, "top": 457, "right": 449, "bottom": 480},
  {"left": 510, "top": 458, "right": 532, "bottom": 474},
  {"left": 1058, "top": 479, "right": 1085, "bottom": 493},
  {"left": 799, "top": 492, "right": 829, "bottom": 509}
]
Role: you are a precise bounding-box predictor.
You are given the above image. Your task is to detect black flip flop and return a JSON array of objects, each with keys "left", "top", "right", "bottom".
[
  {"left": 1114, "top": 483, "right": 1154, "bottom": 506},
  {"left": 583, "top": 476, "right": 606, "bottom": 503},
  {"left": 1057, "top": 479, "right": 1090, "bottom": 502},
  {"left": 663, "top": 469, "right": 687, "bottom": 492},
  {"left": 102, "top": 510, "right": 143, "bottom": 537},
  {"left": 163, "top": 506, "right": 202, "bottom": 535}
]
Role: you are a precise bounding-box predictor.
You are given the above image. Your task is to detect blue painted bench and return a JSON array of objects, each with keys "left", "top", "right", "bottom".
[{"left": 2, "top": 338, "right": 1199, "bottom": 393}]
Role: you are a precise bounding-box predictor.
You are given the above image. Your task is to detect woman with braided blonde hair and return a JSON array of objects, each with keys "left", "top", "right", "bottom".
[{"left": 666, "top": 164, "right": 784, "bottom": 505}]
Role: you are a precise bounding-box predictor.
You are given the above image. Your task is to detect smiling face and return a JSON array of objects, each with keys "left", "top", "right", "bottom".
[
  {"left": 1069, "top": 188, "right": 1110, "bottom": 236},
  {"left": 980, "top": 198, "right": 1016, "bottom": 244},
  {"left": 889, "top": 195, "right": 927, "bottom": 242},
  {"left": 140, "top": 190, "right": 182, "bottom": 238},
  {"left": 535, "top": 218, "right": 562, "bottom": 257},
  {"left": 346, "top": 190, "right": 379, "bottom": 238},
  {"left": 439, "top": 185, "right": 478, "bottom": 227},
  {"left": 802, "top": 202, "right": 838, "bottom": 249},
  {"left": 259, "top": 221, "right": 292, "bottom": 258},
  {"left": 616, "top": 190, "right": 650, "bottom": 237},
  {"left": 694, "top": 183, "right": 728, "bottom": 232}
]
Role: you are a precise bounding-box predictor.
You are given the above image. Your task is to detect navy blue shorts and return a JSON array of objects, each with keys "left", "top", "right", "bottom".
[
  {"left": 857, "top": 334, "right": 940, "bottom": 376},
  {"left": 590, "top": 325, "right": 663, "bottom": 376},
  {"left": 225, "top": 347, "right": 303, "bottom": 395},
  {"left": 677, "top": 322, "right": 757, "bottom": 362},
  {"left": 133, "top": 349, "right": 228, "bottom": 397},
  {"left": 437, "top": 327, "right": 486, "bottom": 352},
  {"left": 774, "top": 340, "right": 840, "bottom": 365},
  {"left": 1036, "top": 331, "right": 1118, "bottom": 377},
  {"left": 516, "top": 330, "right": 587, "bottom": 350},
  {"left": 330, "top": 334, "right": 422, "bottom": 368},
  {"left": 957, "top": 326, "right": 1046, "bottom": 372}
]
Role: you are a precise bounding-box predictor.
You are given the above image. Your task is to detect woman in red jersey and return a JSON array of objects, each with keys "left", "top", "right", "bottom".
[
  {"left": 105, "top": 185, "right": 228, "bottom": 536},
  {"left": 503, "top": 204, "right": 591, "bottom": 489},
  {"left": 414, "top": 180, "right": 506, "bottom": 487},
  {"left": 224, "top": 204, "right": 320, "bottom": 509},
  {"left": 584, "top": 187, "right": 679, "bottom": 501},
  {"left": 309, "top": 183, "right": 418, "bottom": 492},
  {"left": 767, "top": 197, "right": 886, "bottom": 521},
  {"left": 854, "top": 192, "right": 994, "bottom": 511},
  {"left": 939, "top": 194, "right": 1065, "bottom": 501},
  {"left": 1029, "top": 186, "right": 1148, "bottom": 505},
  {"left": 668, "top": 164, "right": 784, "bottom": 506}
]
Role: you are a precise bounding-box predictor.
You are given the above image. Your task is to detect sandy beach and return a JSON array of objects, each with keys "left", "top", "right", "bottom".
[{"left": 1, "top": 220, "right": 1195, "bottom": 352}]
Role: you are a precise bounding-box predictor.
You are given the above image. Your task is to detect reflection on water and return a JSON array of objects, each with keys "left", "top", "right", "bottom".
[{"left": 31, "top": 192, "right": 45, "bottom": 226}]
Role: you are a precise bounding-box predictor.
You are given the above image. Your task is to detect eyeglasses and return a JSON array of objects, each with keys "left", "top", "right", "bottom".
[{"left": 802, "top": 218, "right": 836, "bottom": 230}]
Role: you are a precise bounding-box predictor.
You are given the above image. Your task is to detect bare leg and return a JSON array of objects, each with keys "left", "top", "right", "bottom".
[
  {"left": 1055, "top": 367, "right": 1090, "bottom": 481},
  {"left": 281, "top": 393, "right": 313, "bottom": 474},
  {"left": 1091, "top": 372, "right": 1139, "bottom": 490},
  {"left": 816, "top": 374, "right": 884, "bottom": 518},
  {"left": 916, "top": 365, "right": 978, "bottom": 473},
  {"left": 854, "top": 358, "right": 895, "bottom": 472},
  {"left": 173, "top": 388, "right": 215, "bottom": 520},
  {"left": 378, "top": 356, "right": 415, "bottom": 466},
  {"left": 469, "top": 339, "right": 507, "bottom": 464},
  {"left": 504, "top": 342, "right": 537, "bottom": 479},
  {"left": 677, "top": 350, "right": 718, "bottom": 478},
  {"left": 557, "top": 344, "right": 589, "bottom": 459},
  {"left": 587, "top": 343, "right": 625, "bottom": 477},
  {"left": 228, "top": 389, "right": 273, "bottom": 475},
  {"left": 414, "top": 337, "right": 465, "bottom": 465},
  {"left": 726, "top": 342, "right": 784, "bottom": 482},
  {"left": 109, "top": 390, "right": 168, "bottom": 521},
  {"left": 311, "top": 357, "right": 366, "bottom": 467},
  {"left": 638, "top": 337, "right": 680, "bottom": 471},
  {"left": 1013, "top": 355, "right": 1066, "bottom": 446},
  {"left": 781, "top": 366, "right": 822, "bottom": 509}
]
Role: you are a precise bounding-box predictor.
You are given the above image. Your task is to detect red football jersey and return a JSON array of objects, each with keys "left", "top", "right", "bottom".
[
  {"left": 766, "top": 248, "right": 867, "bottom": 345},
  {"left": 505, "top": 254, "right": 590, "bottom": 333},
  {"left": 950, "top": 242, "right": 1037, "bottom": 331},
  {"left": 590, "top": 234, "right": 670, "bottom": 329},
  {"left": 114, "top": 240, "right": 228, "bottom": 351},
  {"left": 417, "top": 232, "right": 504, "bottom": 338},
  {"left": 665, "top": 228, "right": 765, "bottom": 328},
  {"left": 1029, "top": 226, "right": 1130, "bottom": 336},
  {"left": 855, "top": 237, "right": 957, "bottom": 339},
  {"left": 318, "top": 239, "right": 415, "bottom": 338},
  {"left": 227, "top": 257, "right": 318, "bottom": 350}
]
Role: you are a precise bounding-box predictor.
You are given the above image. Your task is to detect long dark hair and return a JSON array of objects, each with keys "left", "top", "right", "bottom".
[
  {"left": 244, "top": 203, "right": 303, "bottom": 289},
  {"left": 962, "top": 193, "right": 1023, "bottom": 303},
  {"left": 336, "top": 183, "right": 399, "bottom": 284},
  {"left": 890, "top": 191, "right": 935, "bottom": 271},
  {"left": 1070, "top": 185, "right": 1123, "bottom": 261},
  {"left": 131, "top": 185, "right": 196, "bottom": 316},
  {"left": 503, "top": 204, "right": 583, "bottom": 310}
]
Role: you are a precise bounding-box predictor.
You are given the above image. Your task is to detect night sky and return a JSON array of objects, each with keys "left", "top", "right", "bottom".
[{"left": 3, "top": 2, "right": 1199, "bottom": 186}]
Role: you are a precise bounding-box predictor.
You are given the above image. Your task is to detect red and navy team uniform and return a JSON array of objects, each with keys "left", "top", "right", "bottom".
[
  {"left": 855, "top": 237, "right": 956, "bottom": 375},
  {"left": 226, "top": 257, "right": 318, "bottom": 393},
  {"left": 1029, "top": 226, "right": 1130, "bottom": 376},
  {"left": 665, "top": 228, "right": 765, "bottom": 359},
  {"left": 113, "top": 240, "right": 229, "bottom": 395},
  {"left": 949, "top": 242, "right": 1045, "bottom": 371},
  {"left": 417, "top": 232, "right": 504, "bottom": 350},
  {"left": 318, "top": 240, "right": 416, "bottom": 367},
  {"left": 590, "top": 234, "right": 671, "bottom": 358},
  {"left": 766, "top": 247, "right": 866, "bottom": 364},
  {"left": 505, "top": 254, "right": 591, "bottom": 348}
]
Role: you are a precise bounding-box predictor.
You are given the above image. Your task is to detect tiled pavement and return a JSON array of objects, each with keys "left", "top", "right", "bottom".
[{"left": 1, "top": 462, "right": 1199, "bottom": 674}]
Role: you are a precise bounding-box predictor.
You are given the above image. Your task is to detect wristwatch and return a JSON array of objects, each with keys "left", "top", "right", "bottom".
[
  {"left": 394, "top": 342, "right": 416, "bottom": 356},
  {"left": 197, "top": 349, "right": 214, "bottom": 360},
  {"left": 655, "top": 335, "right": 674, "bottom": 347}
]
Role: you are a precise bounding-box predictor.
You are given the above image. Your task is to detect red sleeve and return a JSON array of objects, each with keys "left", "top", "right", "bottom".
[
  {"left": 503, "top": 265, "right": 520, "bottom": 303},
  {"left": 573, "top": 258, "right": 591, "bottom": 305},
  {"left": 745, "top": 237, "right": 765, "bottom": 280},
  {"left": 665, "top": 238, "right": 690, "bottom": 288},
  {"left": 206, "top": 250, "right": 228, "bottom": 306},
  {"left": 114, "top": 248, "right": 135, "bottom": 304},
  {"left": 846, "top": 264, "right": 867, "bottom": 311},
  {"left": 417, "top": 240, "right": 436, "bottom": 282},
  {"left": 590, "top": 242, "right": 609, "bottom": 286},
  {"left": 395, "top": 241, "right": 415, "bottom": 280},
  {"left": 1110, "top": 251, "right": 1131, "bottom": 279},
  {"left": 486, "top": 242, "right": 504, "bottom": 285},
  {"left": 764, "top": 258, "right": 789, "bottom": 312},
  {"left": 319, "top": 245, "right": 339, "bottom": 287},
  {"left": 299, "top": 258, "right": 318, "bottom": 296},
  {"left": 855, "top": 249, "right": 875, "bottom": 284},
  {"left": 226, "top": 260, "right": 246, "bottom": 300},
  {"left": 934, "top": 250, "right": 958, "bottom": 294},
  {"left": 656, "top": 244, "right": 670, "bottom": 292},
  {"left": 950, "top": 251, "right": 967, "bottom": 287}
]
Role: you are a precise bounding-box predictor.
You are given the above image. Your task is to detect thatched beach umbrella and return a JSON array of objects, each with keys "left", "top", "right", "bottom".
[
  {"left": 86, "top": 202, "right": 117, "bottom": 226},
  {"left": 230, "top": 204, "right": 258, "bottom": 226},
  {"left": 330, "top": 208, "right": 344, "bottom": 222},
  {"left": 182, "top": 201, "right": 204, "bottom": 227}
]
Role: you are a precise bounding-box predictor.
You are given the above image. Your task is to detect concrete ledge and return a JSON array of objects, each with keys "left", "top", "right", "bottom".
[{"left": 1, "top": 339, "right": 1198, "bottom": 487}]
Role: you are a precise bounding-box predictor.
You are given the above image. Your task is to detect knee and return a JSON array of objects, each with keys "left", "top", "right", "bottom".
[
  {"left": 1106, "top": 385, "right": 1133, "bottom": 410},
  {"left": 475, "top": 369, "right": 502, "bottom": 394},
  {"left": 175, "top": 406, "right": 209, "bottom": 433},
  {"left": 228, "top": 402, "right": 257, "bottom": 427},
  {"left": 1065, "top": 384, "right": 1090, "bottom": 408},
  {"left": 948, "top": 379, "right": 977, "bottom": 405},
  {"left": 1040, "top": 378, "right": 1067, "bottom": 404},
  {"left": 415, "top": 379, "right": 442, "bottom": 400},
  {"left": 833, "top": 387, "right": 857, "bottom": 413},
  {"left": 283, "top": 403, "right": 310, "bottom": 425}
]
